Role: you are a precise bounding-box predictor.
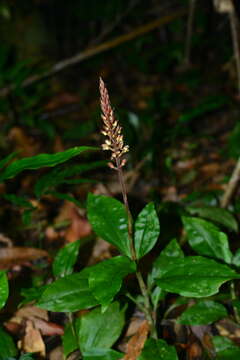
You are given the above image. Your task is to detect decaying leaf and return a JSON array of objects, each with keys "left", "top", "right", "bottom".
[
  {"left": 18, "top": 320, "right": 46, "bottom": 357},
  {"left": 49, "top": 201, "right": 91, "bottom": 244},
  {"left": 123, "top": 320, "right": 150, "bottom": 360},
  {"left": 5, "top": 305, "right": 64, "bottom": 336},
  {"left": 0, "top": 247, "right": 50, "bottom": 269}
]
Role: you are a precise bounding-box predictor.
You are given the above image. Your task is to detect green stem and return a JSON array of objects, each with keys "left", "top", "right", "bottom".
[
  {"left": 230, "top": 281, "right": 240, "bottom": 324},
  {"left": 116, "top": 159, "right": 157, "bottom": 338}
]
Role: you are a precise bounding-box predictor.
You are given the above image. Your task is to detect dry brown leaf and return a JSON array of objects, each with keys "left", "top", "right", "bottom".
[
  {"left": 49, "top": 346, "right": 64, "bottom": 360},
  {"left": 0, "top": 247, "right": 50, "bottom": 270},
  {"left": 53, "top": 201, "right": 91, "bottom": 243},
  {"left": 6, "top": 305, "right": 64, "bottom": 336},
  {"left": 187, "top": 342, "right": 202, "bottom": 360},
  {"left": 125, "top": 317, "right": 147, "bottom": 338},
  {"left": 123, "top": 320, "right": 150, "bottom": 360},
  {"left": 65, "top": 206, "right": 91, "bottom": 243},
  {"left": 11, "top": 305, "right": 48, "bottom": 323},
  {"left": 87, "top": 238, "right": 112, "bottom": 265},
  {"left": 216, "top": 318, "right": 240, "bottom": 342},
  {"left": 29, "top": 317, "right": 64, "bottom": 336},
  {"left": 0, "top": 233, "right": 13, "bottom": 247},
  {"left": 18, "top": 320, "right": 46, "bottom": 357},
  {"left": 200, "top": 163, "right": 220, "bottom": 175}
]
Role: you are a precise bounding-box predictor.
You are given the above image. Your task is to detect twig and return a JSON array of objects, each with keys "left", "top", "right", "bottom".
[
  {"left": 220, "top": 156, "right": 240, "bottom": 208},
  {"left": 0, "top": 9, "right": 187, "bottom": 98},
  {"left": 229, "top": 8, "right": 240, "bottom": 95}
]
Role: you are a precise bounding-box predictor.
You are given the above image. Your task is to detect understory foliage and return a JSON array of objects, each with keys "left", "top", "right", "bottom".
[{"left": 1, "top": 77, "right": 240, "bottom": 360}]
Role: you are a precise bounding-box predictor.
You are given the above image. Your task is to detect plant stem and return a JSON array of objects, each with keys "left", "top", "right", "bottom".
[
  {"left": 136, "top": 270, "right": 158, "bottom": 339},
  {"left": 229, "top": 9, "right": 240, "bottom": 96},
  {"left": 116, "top": 158, "right": 157, "bottom": 338},
  {"left": 230, "top": 281, "right": 240, "bottom": 324},
  {"left": 220, "top": 155, "right": 240, "bottom": 208},
  {"left": 116, "top": 158, "right": 136, "bottom": 260}
]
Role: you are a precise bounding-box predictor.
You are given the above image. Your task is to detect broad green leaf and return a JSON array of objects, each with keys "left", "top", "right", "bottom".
[
  {"left": 232, "top": 249, "right": 240, "bottom": 267},
  {"left": 150, "top": 239, "right": 184, "bottom": 281},
  {"left": 35, "top": 161, "right": 106, "bottom": 197},
  {"left": 0, "top": 146, "right": 97, "bottom": 181},
  {"left": 20, "top": 285, "right": 46, "bottom": 305},
  {"left": 83, "top": 348, "right": 123, "bottom": 360},
  {"left": 53, "top": 240, "right": 81, "bottom": 278},
  {"left": 186, "top": 206, "right": 238, "bottom": 232},
  {"left": 182, "top": 217, "right": 233, "bottom": 264},
  {"left": 156, "top": 256, "right": 239, "bottom": 297},
  {"left": 213, "top": 336, "right": 240, "bottom": 359},
  {"left": 0, "top": 327, "right": 17, "bottom": 360},
  {"left": 77, "top": 302, "right": 125, "bottom": 353},
  {"left": 0, "top": 271, "right": 8, "bottom": 309},
  {"left": 37, "top": 268, "right": 98, "bottom": 312},
  {"left": 87, "top": 193, "right": 131, "bottom": 257},
  {"left": 177, "top": 300, "right": 227, "bottom": 325},
  {"left": 62, "top": 323, "right": 78, "bottom": 358},
  {"left": 134, "top": 202, "right": 160, "bottom": 259},
  {"left": 138, "top": 338, "right": 178, "bottom": 360},
  {"left": 89, "top": 256, "right": 136, "bottom": 308}
]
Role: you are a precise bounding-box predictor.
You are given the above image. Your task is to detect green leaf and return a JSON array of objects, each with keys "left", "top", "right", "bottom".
[
  {"left": 35, "top": 161, "right": 106, "bottom": 197},
  {"left": 186, "top": 206, "right": 238, "bottom": 232},
  {"left": 49, "top": 191, "right": 83, "bottom": 207},
  {"left": 232, "top": 249, "right": 240, "bottom": 267},
  {"left": 138, "top": 338, "right": 178, "bottom": 360},
  {"left": 0, "top": 327, "right": 17, "bottom": 360},
  {"left": 151, "top": 286, "right": 166, "bottom": 310},
  {"left": 156, "top": 256, "right": 239, "bottom": 297},
  {"left": 87, "top": 193, "right": 131, "bottom": 257},
  {"left": 134, "top": 202, "right": 160, "bottom": 259},
  {"left": 213, "top": 336, "right": 240, "bottom": 359},
  {"left": 177, "top": 300, "right": 227, "bottom": 325},
  {"left": 178, "top": 95, "right": 228, "bottom": 124},
  {"left": 19, "top": 354, "right": 35, "bottom": 360},
  {"left": 0, "top": 151, "right": 18, "bottom": 170},
  {"left": 88, "top": 256, "right": 136, "bottom": 308},
  {"left": 83, "top": 348, "right": 123, "bottom": 360},
  {"left": 53, "top": 240, "right": 81, "bottom": 278},
  {"left": 150, "top": 239, "right": 184, "bottom": 281},
  {"left": 77, "top": 302, "right": 125, "bottom": 353},
  {"left": 182, "top": 217, "right": 233, "bottom": 264},
  {"left": 62, "top": 323, "right": 78, "bottom": 358},
  {"left": 20, "top": 285, "right": 46, "bottom": 305},
  {"left": 0, "top": 146, "right": 97, "bottom": 181},
  {"left": 3, "top": 194, "right": 34, "bottom": 209},
  {"left": 37, "top": 268, "right": 98, "bottom": 312},
  {"left": 0, "top": 271, "right": 8, "bottom": 309}
]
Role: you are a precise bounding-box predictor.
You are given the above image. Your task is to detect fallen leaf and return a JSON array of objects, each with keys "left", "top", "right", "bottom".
[
  {"left": 5, "top": 305, "right": 64, "bottom": 336},
  {"left": 123, "top": 320, "right": 150, "bottom": 360},
  {"left": 53, "top": 201, "right": 91, "bottom": 243},
  {"left": 49, "top": 346, "right": 64, "bottom": 360},
  {"left": 18, "top": 320, "right": 46, "bottom": 357},
  {"left": 0, "top": 247, "right": 50, "bottom": 270}
]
